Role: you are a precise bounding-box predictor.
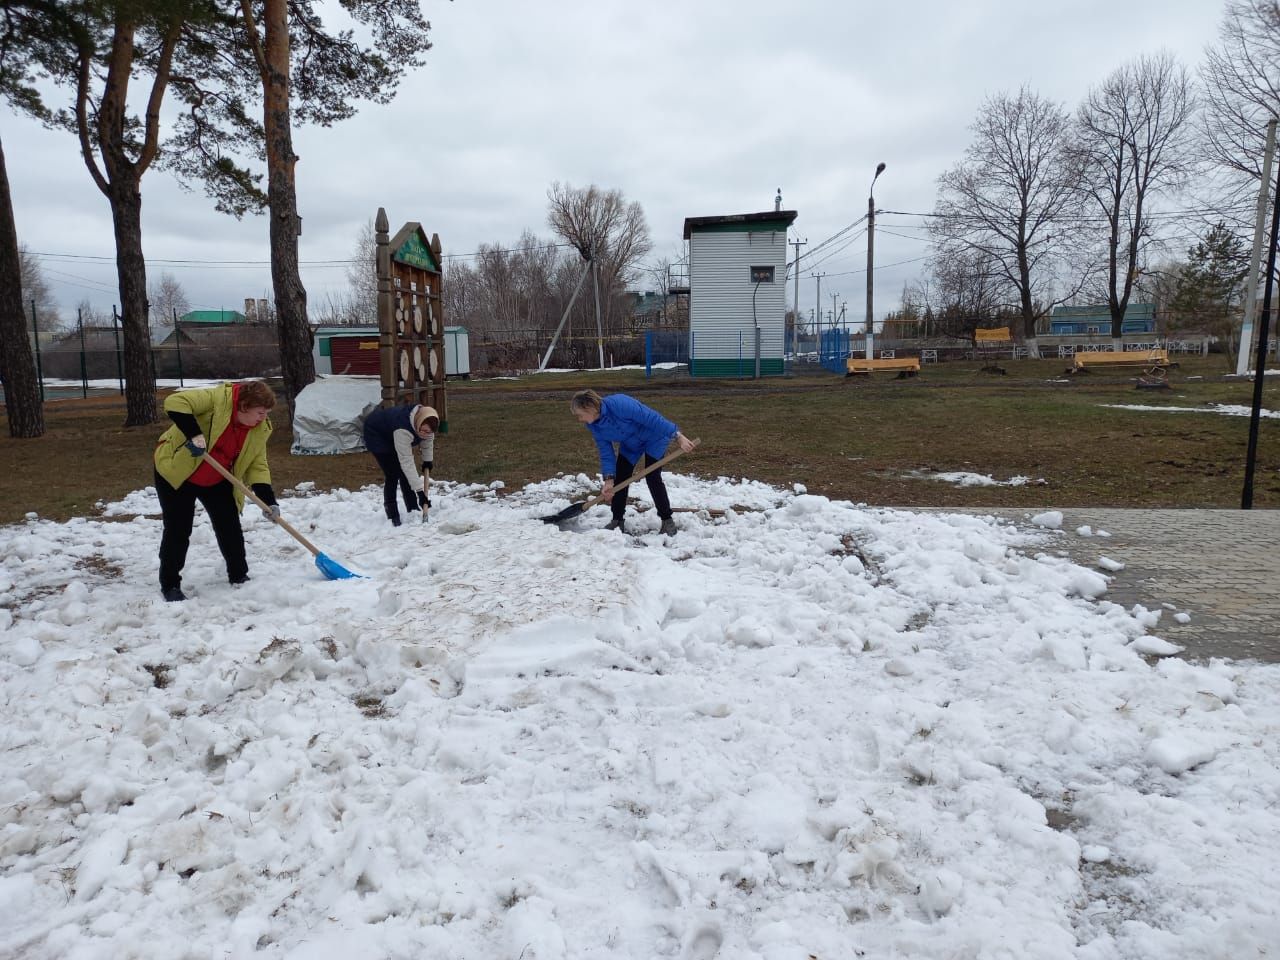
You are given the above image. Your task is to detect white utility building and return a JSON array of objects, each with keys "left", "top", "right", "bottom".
[{"left": 683, "top": 209, "right": 797, "bottom": 377}]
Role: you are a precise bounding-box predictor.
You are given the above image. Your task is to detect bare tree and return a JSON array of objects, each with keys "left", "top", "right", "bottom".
[
  {"left": 1076, "top": 52, "right": 1196, "bottom": 345},
  {"left": 18, "top": 245, "right": 60, "bottom": 328},
  {"left": 73, "top": 298, "right": 111, "bottom": 328},
  {"left": 546, "top": 182, "right": 652, "bottom": 353},
  {"left": 928, "top": 246, "right": 1007, "bottom": 341},
  {"left": 1201, "top": 0, "right": 1280, "bottom": 204},
  {"left": 344, "top": 218, "right": 377, "bottom": 323},
  {"left": 932, "top": 86, "right": 1084, "bottom": 357},
  {"left": 148, "top": 270, "right": 189, "bottom": 329}
]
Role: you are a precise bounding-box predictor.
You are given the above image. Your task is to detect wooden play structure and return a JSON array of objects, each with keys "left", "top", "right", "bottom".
[{"left": 375, "top": 208, "right": 448, "bottom": 429}]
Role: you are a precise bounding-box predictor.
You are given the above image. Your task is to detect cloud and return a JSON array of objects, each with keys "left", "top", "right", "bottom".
[{"left": 7, "top": 0, "right": 1224, "bottom": 319}]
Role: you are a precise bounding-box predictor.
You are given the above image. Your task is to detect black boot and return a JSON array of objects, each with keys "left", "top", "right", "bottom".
[
  {"left": 605, "top": 517, "right": 626, "bottom": 533},
  {"left": 385, "top": 505, "right": 402, "bottom": 527},
  {"left": 162, "top": 586, "right": 187, "bottom": 602}
]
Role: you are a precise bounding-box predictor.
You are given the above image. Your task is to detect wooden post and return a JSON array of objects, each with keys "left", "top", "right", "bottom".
[{"left": 375, "top": 207, "right": 394, "bottom": 406}]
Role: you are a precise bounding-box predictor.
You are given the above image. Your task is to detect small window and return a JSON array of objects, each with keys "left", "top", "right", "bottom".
[{"left": 750, "top": 265, "right": 775, "bottom": 283}]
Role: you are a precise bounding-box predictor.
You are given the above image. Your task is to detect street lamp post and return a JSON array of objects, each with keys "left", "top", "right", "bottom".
[{"left": 866, "top": 162, "right": 886, "bottom": 359}]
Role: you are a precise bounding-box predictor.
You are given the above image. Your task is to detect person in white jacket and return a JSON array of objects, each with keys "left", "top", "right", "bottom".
[{"left": 362, "top": 403, "right": 438, "bottom": 525}]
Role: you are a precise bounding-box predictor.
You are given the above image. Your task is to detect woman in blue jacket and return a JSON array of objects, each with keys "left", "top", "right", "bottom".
[
  {"left": 570, "top": 390, "right": 695, "bottom": 535},
  {"left": 362, "top": 403, "right": 438, "bottom": 525}
]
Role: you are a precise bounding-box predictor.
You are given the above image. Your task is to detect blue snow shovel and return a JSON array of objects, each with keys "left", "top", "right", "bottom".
[{"left": 199, "top": 453, "right": 363, "bottom": 580}]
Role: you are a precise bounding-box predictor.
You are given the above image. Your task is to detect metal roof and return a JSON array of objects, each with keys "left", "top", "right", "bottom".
[{"left": 683, "top": 210, "right": 797, "bottom": 240}]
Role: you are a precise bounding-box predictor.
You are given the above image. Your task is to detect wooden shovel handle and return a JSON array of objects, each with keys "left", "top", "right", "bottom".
[
  {"left": 584, "top": 437, "right": 701, "bottom": 510},
  {"left": 197, "top": 452, "right": 323, "bottom": 558}
]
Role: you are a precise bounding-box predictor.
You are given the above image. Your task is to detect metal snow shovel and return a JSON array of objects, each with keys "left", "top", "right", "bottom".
[
  {"left": 198, "top": 453, "right": 363, "bottom": 580},
  {"left": 540, "top": 438, "right": 701, "bottom": 525}
]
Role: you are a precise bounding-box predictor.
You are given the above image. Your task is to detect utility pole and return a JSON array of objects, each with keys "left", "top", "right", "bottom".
[
  {"left": 866, "top": 162, "right": 886, "bottom": 359},
  {"left": 813, "top": 272, "right": 825, "bottom": 353},
  {"left": 1243, "top": 148, "right": 1280, "bottom": 508},
  {"left": 1238, "top": 118, "right": 1278, "bottom": 377},
  {"left": 790, "top": 237, "right": 807, "bottom": 363},
  {"left": 831, "top": 292, "right": 841, "bottom": 356}
]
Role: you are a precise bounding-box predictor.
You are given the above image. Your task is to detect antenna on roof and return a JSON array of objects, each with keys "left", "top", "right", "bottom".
[{"left": 775, "top": 187, "right": 783, "bottom": 212}]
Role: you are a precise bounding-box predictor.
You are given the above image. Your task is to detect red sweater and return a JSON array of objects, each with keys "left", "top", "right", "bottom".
[{"left": 189, "top": 384, "right": 250, "bottom": 486}]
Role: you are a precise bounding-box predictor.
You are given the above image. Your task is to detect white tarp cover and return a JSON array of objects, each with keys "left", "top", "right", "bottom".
[{"left": 289, "top": 375, "right": 382, "bottom": 455}]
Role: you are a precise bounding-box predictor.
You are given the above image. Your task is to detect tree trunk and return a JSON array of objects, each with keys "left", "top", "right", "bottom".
[
  {"left": 0, "top": 132, "right": 45, "bottom": 438},
  {"left": 1018, "top": 252, "right": 1040, "bottom": 357},
  {"left": 263, "top": 0, "right": 313, "bottom": 420},
  {"left": 107, "top": 176, "right": 157, "bottom": 426}
]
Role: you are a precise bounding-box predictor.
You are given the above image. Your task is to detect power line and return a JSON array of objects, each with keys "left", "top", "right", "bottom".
[
  {"left": 790, "top": 214, "right": 869, "bottom": 270},
  {"left": 879, "top": 204, "right": 1254, "bottom": 224},
  {"left": 800, "top": 229, "right": 868, "bottom": 274},
  {"left": 817, "top": 254, "right": 934, "bottom": 280},
  {"left": 27, "top": 239, "right": 579, "bottom": 268}
]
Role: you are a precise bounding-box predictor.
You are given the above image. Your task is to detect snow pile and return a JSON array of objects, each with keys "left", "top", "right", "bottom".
[{"left": 2, "top": 476, "right": 1279, "bottom": 958}]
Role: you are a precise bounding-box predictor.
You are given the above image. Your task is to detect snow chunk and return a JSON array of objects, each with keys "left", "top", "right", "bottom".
[
  {"left": 1130, "top": 636, "right": 1184, "bottom": 657},
  {"left": 1147, "top": 735, "right": 1217, "bottom": 774},
  {"left": 1031, "top": 511, "right": 1063, "bottom": 529},
  {"left": 504, "top": 896, "right": 566, "bottom": 960},
  {"left": 918, "top": 867, "right": 963, "bottom": 918},
  {"left": 75, "top": 830, "right": 129, "bottom": 901},
  {"left": 6, "top": 635, "right": 42, "bottom": 667},
  {"left": 1082, "top": 844, "right": 1111, "bottom": 863},
  {"left": 1097, "top": 556, "right": 1125, "bottom": 572}
]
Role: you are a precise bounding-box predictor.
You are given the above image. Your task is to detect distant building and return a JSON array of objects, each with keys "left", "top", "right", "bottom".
[
  {"left": 313, "top": 325, "right": 471, "bottom": 378},
  {"left": 153, "top": 323, "right": 279, "bottom": 379},
  {"left": 628, "top": 291, "right": 668, "bottom": 329},
  {"left": 40, "top": 326, "right": 124, "bottom": 380},
  {"left": 684, "top": 209, "right": 797, "bottom": 377},
  {"left": 178, "top": 309, "right": 248, "bottom": 326},
  {"left": 1049, "top": 303, "right": 1156, "bottom": 335}
]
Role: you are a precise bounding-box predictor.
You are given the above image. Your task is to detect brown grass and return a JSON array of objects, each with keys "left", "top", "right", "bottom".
[{"left": 2, "top": 356, "right": 1277, "bottom": 526}]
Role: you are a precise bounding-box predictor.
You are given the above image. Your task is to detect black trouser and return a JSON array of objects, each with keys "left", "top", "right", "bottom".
[
  {"left": 155, "top": 471, "right": 247, "bottom": 591},
  {"left": 371, "top": 449, "right": 418, "bottom": 520},
  {"left": 612, "top": 452, "right": 672, "bottom": 523}
]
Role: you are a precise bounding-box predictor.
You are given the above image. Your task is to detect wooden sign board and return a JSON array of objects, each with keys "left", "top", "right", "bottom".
[{"left": 375, "top": 208, "right": 448, "bottom": 430}]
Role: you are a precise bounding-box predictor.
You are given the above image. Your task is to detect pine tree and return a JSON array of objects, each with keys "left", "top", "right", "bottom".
[{"left": 1169, "top": 223, "right": 1248, "bottom": 365}]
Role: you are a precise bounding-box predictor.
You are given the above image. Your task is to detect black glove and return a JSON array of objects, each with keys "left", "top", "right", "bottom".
[
  {"left": 185, "top": 437, "right": 207, "bottom": 458},
  {"left": 417, "top": 490, "right": 431, "bottom": 509}
]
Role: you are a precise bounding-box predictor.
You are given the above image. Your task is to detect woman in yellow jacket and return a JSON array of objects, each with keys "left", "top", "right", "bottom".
[{"left": 153, "top": 380, "right": 279, "bottom": 602}]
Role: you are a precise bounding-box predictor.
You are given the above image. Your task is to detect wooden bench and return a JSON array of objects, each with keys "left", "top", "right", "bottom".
[
  {"left": 846, "top": 356, "right": 921, "bottom": 378},
  {"left": 1071, "top": 349, "right": 1173, "bottom": 374}
]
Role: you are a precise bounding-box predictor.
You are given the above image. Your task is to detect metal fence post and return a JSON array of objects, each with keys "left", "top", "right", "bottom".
[
  {"left": 77, "top": 307, "right": 87, "bottom": 399},
  {"left": 174, "top": 308, "right": 184, "bottom": 387},
  {"left": 112, "top": 305, "right": 124, "bottom": 395}
]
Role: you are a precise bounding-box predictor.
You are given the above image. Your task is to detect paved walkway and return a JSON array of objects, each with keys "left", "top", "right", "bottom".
[{"left": 931, "top": 508, "right": 1280, "bottom": 663}]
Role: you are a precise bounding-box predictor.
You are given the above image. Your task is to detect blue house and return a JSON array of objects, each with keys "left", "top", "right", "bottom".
[{"left": 1049, "top": 303, "right": 1156, "bottom": 335}]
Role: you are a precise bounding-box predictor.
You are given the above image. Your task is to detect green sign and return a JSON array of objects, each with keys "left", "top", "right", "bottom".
[{"left": 394, "top": 231, "right": 439, "bottom": 272}]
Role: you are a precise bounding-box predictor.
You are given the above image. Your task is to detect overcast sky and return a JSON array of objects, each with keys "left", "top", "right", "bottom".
[{"left": 9, "top": 0, "right": 1229, "bottom": 328}]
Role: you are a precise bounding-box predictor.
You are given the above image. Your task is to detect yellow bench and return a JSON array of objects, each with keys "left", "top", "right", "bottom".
[
  {"left": 1072, "top": 349, "right": 1172, "bottom": 373},
  {"left": 846, "top": 357, "right": 921, "bottom": 377}
]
